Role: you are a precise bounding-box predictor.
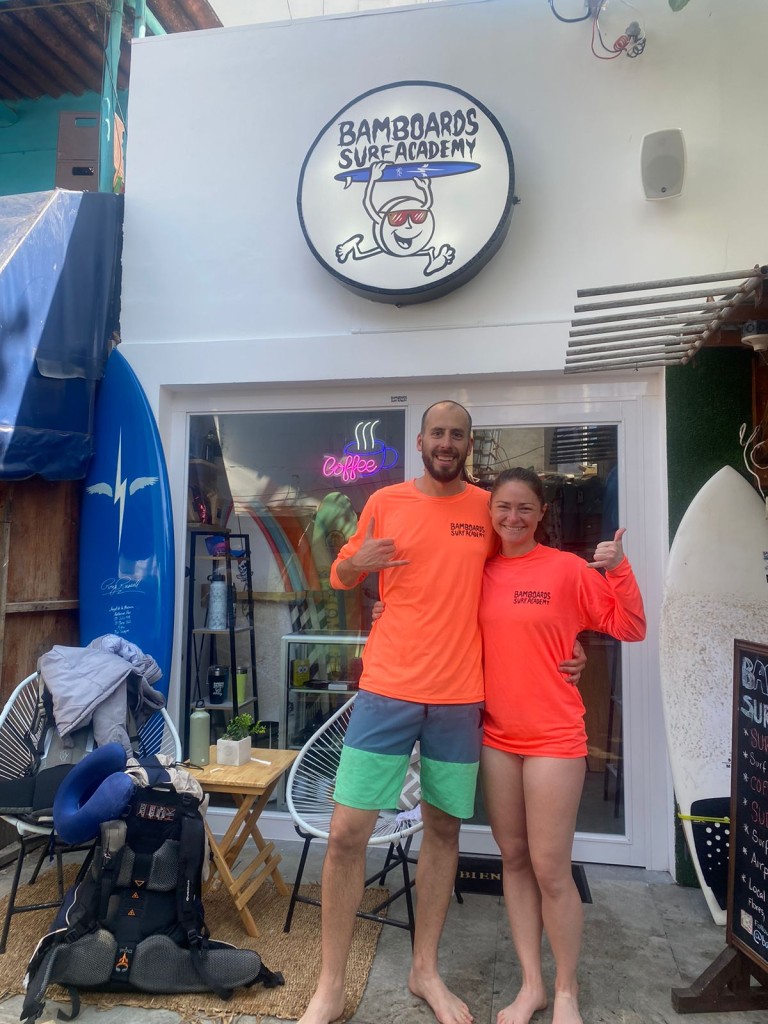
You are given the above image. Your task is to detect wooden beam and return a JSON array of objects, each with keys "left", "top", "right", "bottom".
[{"left": 6, "top": 600, "right": 79, "bottom": 614}]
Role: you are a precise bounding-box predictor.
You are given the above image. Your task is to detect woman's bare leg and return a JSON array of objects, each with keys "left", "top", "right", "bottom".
[
  {"left": 481, "top": 747, "right": 548, "bottom": 1024},
  {"left": 522, "top": 757, "right": 586, "bottom": 1024}
]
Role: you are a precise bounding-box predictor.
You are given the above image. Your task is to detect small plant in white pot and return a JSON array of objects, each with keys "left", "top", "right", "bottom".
[{"left": 216, "top": 714, "right": 266, "bottom": 767}]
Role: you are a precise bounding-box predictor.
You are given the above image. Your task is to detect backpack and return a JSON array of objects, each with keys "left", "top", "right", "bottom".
[{"left": 21, "top": 753, "right": 284, "bottom": 1023}]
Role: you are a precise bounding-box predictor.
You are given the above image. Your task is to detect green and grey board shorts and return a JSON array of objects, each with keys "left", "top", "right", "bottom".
[{"left": 334, "top": 690, "right": 484, "bottom": 820}]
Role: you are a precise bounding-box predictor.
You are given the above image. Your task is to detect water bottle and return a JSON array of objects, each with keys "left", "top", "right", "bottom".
[
  {"left": 208, "top": 572, "right": 228, "bottom": 630},
  {"left": 202, "top": 428, "right": 221, "bottom": 462},
  {"left": 236, "top": 665, "right": 249, "bottom": 706},
  {"left": 208, "top": 665, "right": 228, "bottom": 704},
  {"left": 189, "top": 702, "right": 210, "bottom": 766}
]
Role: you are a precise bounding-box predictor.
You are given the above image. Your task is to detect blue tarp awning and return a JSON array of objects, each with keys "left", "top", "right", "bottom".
[{"left": 0, "top": 189, "right": 123, "bottom": 480}]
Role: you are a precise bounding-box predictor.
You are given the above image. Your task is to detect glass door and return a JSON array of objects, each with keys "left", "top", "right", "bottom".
[
  {"left": 450, "top": 390, "right": 658, "bottom": 868},
  {"left": 467, "top": 423, "right": 625, "bottom": 837}
]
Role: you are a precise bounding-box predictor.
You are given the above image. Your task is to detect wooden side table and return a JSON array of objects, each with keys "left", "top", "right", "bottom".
[{"left": 192, "top": 748, "right": 298, "bottom": 938}]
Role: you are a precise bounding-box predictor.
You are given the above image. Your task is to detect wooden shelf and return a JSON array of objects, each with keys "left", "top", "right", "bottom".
[{"left": 199, "top": 697, "right": 256, "bottom": 712}]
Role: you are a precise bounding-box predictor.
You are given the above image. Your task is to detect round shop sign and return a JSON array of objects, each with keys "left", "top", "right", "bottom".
[{"left": 297, "top": 81, "right": 516, "bottom": 305}]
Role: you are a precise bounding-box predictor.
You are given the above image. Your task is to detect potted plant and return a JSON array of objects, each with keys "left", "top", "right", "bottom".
[{"left": 216, "top": 714, "right": 266, "bottom": 766}]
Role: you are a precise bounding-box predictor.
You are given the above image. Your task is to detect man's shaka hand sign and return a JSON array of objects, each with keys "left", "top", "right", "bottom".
[
  {"left": 350, "top": 517, "right": 410, "bottom": 573},
  {"left": 588, "top": 527, "right": 626, "bottom": 572}
]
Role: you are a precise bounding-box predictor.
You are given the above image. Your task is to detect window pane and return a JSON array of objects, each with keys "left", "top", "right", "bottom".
[{"left": 186, "top": 408, "right": 405, "bottom": 737}]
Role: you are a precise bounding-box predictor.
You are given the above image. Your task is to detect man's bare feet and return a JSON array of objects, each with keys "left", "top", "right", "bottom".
[
  {"left": 497, "top": 981, "right": 548, "bottom": 1024},
  {"left": 552, "top": 990, "right": 583, "bottom": 1024},
  {"left": 296, "top": 987, "right": 346, "bottom": 1024},
  {"left": 409, "top": 967, "right": 473, "bottom": 1024}
]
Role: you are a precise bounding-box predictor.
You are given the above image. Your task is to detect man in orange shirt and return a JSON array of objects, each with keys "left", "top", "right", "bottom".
[{"left": 298, "top": 402, "right": 582, "bottom": 1024}]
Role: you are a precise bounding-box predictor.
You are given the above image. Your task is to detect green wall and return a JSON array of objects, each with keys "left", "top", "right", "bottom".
[
  {"left": 666, "top": 347, "right": 754, "bottom": 541},
  {"left": 666, "top": 345, "right": 754, "bottom": 884},
  {"left": 0, "top": 92, "right": 127, "bottom": 198}
]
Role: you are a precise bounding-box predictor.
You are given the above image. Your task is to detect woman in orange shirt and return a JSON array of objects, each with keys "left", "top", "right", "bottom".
[{"left": 479, "top": 467, "right": 646, "bottom": 1024}]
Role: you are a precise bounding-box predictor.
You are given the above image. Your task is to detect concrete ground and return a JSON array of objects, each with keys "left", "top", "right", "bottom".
[{"left": 0, "top": 841, "right": 765, "bottom": 1024}]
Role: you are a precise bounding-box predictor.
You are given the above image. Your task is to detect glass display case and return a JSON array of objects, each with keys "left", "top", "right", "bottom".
[{"left": 281, "top": 631, "right": 368, "bottom": 750}]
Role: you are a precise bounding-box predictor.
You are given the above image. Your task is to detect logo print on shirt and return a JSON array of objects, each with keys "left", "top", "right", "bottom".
[
  {"left": 450, "top": 522, "right": 487, "bottom": 538},
  {"left": 514, "top": 590, "right": 551, "bottom": 605}
]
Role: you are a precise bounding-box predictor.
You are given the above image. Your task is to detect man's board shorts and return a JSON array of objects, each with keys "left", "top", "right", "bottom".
[{"left": 333, "top": 690, "right": 484, "bottom": 820}]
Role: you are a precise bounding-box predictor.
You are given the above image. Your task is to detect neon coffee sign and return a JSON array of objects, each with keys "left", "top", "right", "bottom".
[{"left": 322, "top": 420, "right": 399, "bottom": 482}]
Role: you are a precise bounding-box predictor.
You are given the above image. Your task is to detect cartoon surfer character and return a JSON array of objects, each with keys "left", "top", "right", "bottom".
[{"left": 335, "top": 160, "right": 455, "bottom": 277}]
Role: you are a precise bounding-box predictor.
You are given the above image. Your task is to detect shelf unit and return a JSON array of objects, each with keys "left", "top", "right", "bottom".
[
  {"left": 280, "top": 631, "right": 368, "bottom": 751},
  {"left": 183, "top": 528, "right": 258, "bottom": 756}
]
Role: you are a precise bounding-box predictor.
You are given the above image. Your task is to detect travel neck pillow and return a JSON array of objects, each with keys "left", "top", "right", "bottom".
[{"left": 53, "top": 743, "right": 135, "bottom": 845}]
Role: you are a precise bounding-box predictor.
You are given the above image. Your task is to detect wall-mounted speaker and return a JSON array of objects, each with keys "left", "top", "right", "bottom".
[{"left": 640, "top": 129, "right": 686, "bottom": 200}]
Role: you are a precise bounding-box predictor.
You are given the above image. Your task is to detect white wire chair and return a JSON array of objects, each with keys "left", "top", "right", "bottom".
[
  {"left": 0, "top": 671, "right": 181, "bottom": 952},
  {"left": 284, "top": 694, "right": 424, "bottom": 939}
]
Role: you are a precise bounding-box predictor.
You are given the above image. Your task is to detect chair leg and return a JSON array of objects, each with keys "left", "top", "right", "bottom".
[
  {"left": 26, "top": 833, "right": 65, "bottom": 899},
  {"left": 27, "top": 836, "right": 51, "bottom": 886},
  {"left": 283, "top": 830, "right": 420, "bottom": 940},
  {"left": 362, "top": 839, "right": 418, "bottom": 941},
  {"left": 399, "top": 842, "right": 416, "bottom": 946},
  {"left": 377, "top": 842, "right": 397, "bottom": 886},
  {"left": 453, "top": 868, "right": 464, "bottom": 905},
  {"left": 0, "top": 834, "right": 88, "bottom": 954},
  {"left": 0, "top": 834, "right": 32, "bottom": 954},
  {"left": 283, "top": 834, "right": 313, "bottom": 933},
  {"left": 55, "top": 848, "right": 65, "bottom": 900}
]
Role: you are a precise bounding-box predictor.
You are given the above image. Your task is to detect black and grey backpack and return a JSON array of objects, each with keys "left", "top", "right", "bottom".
[{"left": 21, "top": 749, "right": 284, "bottom": 1023}]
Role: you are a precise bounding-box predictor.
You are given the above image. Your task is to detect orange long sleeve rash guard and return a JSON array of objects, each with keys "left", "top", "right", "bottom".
[
  {"left": 331, "top": 481, "right": 495, "bottom": 704},
  {"left": 479, "top": 545, "right": 646, "bottom": 758}
]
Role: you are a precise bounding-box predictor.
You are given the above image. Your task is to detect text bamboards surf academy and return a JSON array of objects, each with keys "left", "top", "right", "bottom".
[
  {"left": 297, "top": 81, "right": 515, "bottom": 304},
  {"left": 672, "top": 638, "right": 768, "bottom": 1013},
  {"left": 729, "top": 639, "right": 768, "bottom": 968}
]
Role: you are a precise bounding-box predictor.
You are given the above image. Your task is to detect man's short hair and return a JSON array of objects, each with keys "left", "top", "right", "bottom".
[{"left": 420, "top": 400, "right": 473, "bottom": 435}]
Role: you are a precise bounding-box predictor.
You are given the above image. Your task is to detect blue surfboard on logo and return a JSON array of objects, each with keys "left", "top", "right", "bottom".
[
  {"left": 79, "top": 348, "right": 175, "bottom": 697},
  {"left": 334, "top": 160, "right": 480, "bottom": 186}
]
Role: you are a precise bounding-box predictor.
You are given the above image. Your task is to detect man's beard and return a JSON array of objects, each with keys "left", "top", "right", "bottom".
[{"left": 422, "top": 449, "right": 466, "bottom": 483}]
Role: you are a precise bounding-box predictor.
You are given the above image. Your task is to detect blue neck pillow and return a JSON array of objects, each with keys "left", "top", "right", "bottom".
[{"left": 53, "top": 743, "right": 135, "bottom": 845}]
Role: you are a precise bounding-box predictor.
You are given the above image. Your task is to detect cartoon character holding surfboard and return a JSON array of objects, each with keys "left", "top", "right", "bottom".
[{"left": 335, "top": 160, "right": 456, "bottom": 277}]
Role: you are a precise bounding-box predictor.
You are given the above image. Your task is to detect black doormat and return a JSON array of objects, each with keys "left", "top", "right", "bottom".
[{"left": 456, "top": 855, "right": 593, "bottom": 904}]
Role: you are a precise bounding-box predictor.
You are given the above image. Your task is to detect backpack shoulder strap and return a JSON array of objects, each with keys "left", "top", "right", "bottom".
[
  {"left": 176, "top": 795, "right": 205, "bottom": 941},
  {"left": 173, "top": 795, "right": 237, "bottom": 1001}
]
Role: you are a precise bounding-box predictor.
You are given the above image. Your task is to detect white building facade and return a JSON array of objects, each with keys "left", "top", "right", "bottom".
[{"left": 118, "top": 0, "right": 768, "bottom": 872}]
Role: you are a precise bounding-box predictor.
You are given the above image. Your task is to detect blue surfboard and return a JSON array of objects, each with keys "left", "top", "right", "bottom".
[
  {"left": 334, "top": 160, "right": 480, "bottom": 185},
  {"left": 79, "top": 348, "right": 175, "bottom": 698}
]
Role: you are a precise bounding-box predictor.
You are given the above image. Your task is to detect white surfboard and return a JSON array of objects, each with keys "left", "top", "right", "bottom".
[{"left": 659, "top": 466, "right": 768, "bottom": 925}]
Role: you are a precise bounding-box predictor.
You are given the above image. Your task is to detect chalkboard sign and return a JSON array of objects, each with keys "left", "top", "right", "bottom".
[{"left": 728, "top": 639, "right": 768, "bottom": 970}]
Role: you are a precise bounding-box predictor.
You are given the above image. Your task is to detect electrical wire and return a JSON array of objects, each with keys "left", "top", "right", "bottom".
[
  {"left": 740, "top": 422, "right": 767, "bottom": 500},
  {"left": 98, "top": 1, "right": 128, "bottom": 126},
  {"left": 547, "top": 0, "right": 592, "bottom": 24},
  {"left": 547, "top": 0, "right": 647, "bottom": 63},
  {"left": 591, "top": 15, "right": 623, "bottom": 59},
  {"left": 594, "top": 14, "right": 620, "bottom": 54}
]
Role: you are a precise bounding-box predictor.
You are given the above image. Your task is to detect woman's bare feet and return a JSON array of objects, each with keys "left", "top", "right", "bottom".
[
  {"left": 409, "top": 966, "right": 474, "bottom": 1024},
  {"left": 296, "top": 986, "right": 346, "bottom": 1024},
  {"left": 552, "top": 990, "right": 583, "bottom": 1024},
  {"left": 497, "top": 981, "right": 548, "bottom": 1024}
]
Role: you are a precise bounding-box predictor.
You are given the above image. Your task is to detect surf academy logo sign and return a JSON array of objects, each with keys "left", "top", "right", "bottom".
[{"left": 297, "top": 81, "right": 515, "bottom": 304}]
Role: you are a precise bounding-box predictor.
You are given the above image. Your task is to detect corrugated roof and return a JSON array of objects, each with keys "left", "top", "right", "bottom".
[
  {"left": 0, "top": 0, "right": 221, "bottom": 102},
  {"left": 565, "top": 266, "right": 767, "bottom": 374}
]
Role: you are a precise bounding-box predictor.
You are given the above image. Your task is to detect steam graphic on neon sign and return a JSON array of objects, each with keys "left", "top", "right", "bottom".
[{"left": 322, "top": 420, "right": 399, "bottom": 482}]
